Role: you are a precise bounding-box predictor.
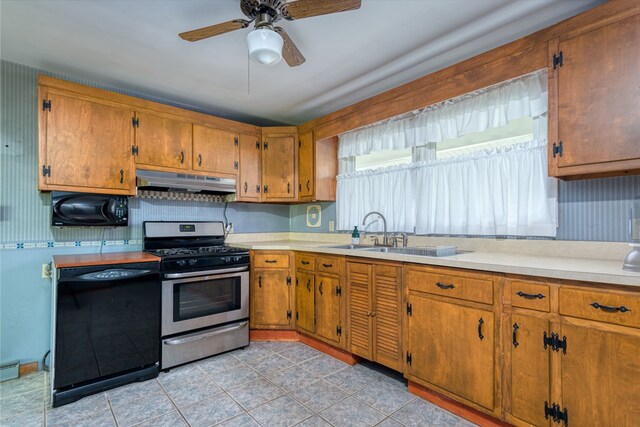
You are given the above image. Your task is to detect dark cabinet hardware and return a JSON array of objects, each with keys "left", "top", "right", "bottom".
[
  {"left": 336, "top": 325, "right": 342, "bottom": 336},
  {"left": 234, "top": 160, "right": 238, "bottom": 170},
  {"left": 306, "top": 180, "right": 310, "bottom": 191},
  {"left": 336, "top": 286, "right": 341, "bottom": 296},
  {"left": 322, "top": 263, "right": 333, "bottom": 268},
  {"left": 319, "top": 281, "right": 324, "bottom": 295},
  {"left": 264, "top": 259, "right": 277, "bottom": 264},
  {"left": 543, "top": 331, "right": 567, "bottom": 354},
  {"left": 258, "top": 275, "right": 262, "bottom": 288},
  {"left": 234, "top": 136, "right": 238, "bottom": 146},
  {"left": 198, "top": 154, "right": 202, "bottom": 166},
  {"left": 131, "top": 117, "right": 139, "bottom": 127},
  {"left": 42, "top": 99, "right": 52, "bottom": 111},
  {"left": 306, "top": 279, "right": 311, "bottom": 292},
  {"left": 512, "top": 323, "right": 519, "bottom": 348},
  {"left": 42, "top": 165, "right": 51, "bottom": 177},
  {"left": 543, "top": 331, "right": 554, "bottom": 350},
  {"left": 553, "top": 141, "right": 563, "bottom": 158},
  {"left": 591, "top": 302, "right": 630, "bottom": 313},
  {"left": 552, "top": 51, "right": 563, "bottom": 70},
  {"left": 556, "top": 335, "right": 567, "bottom": 354},
  {"left": 406, "top": 302, "right": 412, "bottom": 316},
  {"left": 256, "top": 141, "right": 260, "bottom": 149},
  {"left": 516, "top": 291, "right": 546, "bottom": 300},
  {"left": 180, "top": 151, "right": 185, "bottom": 164},
  {"left": 286, "top": 276, "right": 291, "bottom": 286},
  {"left": 296, "top": 311, "right": 299, "bottom": 320},
  {"left": 301, "top": 260, "right": 310, "bottom": 265},
  {"left": 436, "top": 282, "right": 455, "bottom": 290},
  {"left": 131, "top": 145, "right": 139, "bottom": 155},
  {"left": 256, "top": 185, "right": 260, "bottom": 193},
  {"left": 406, "top": 352, "right": 412, "bottom": 366},
  {"left": 264, "top": 185, "right": 269, "bottom": 193},
  {"left": 287, "top": 310, "right": 292, "bottom": 320},
  {"left": 244, "top": 182, "right": 248, "bottom": 193},
  {"left": 119, "top": 169, "right": 124, "bottom": 184},
  {"left": 299, "top": 183, "right": 302, "bottom": 191},
  {"left": 263, "top": 142, "right": 268, "bottom": 150},
  {"left": 287, "top": 182, "right": 291, "bottom": 193},
  {"left": 478, "top": 318, "right": 484, "bottom": 341},
  {"left": 545, "top": 401, "right": 568, "bottom": 426},
  {"left": 295, "top": 277, "right": 298, "bottom": 286}
]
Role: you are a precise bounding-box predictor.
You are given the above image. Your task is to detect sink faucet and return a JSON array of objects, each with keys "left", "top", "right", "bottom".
[{"left": 362, "top": 211, "right": 391, "bottom": 247}]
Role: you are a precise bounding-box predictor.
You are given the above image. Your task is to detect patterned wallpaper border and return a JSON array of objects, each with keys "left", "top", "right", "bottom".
[{"left": 1, "top": 239, "right": 142, "bottom": 251}]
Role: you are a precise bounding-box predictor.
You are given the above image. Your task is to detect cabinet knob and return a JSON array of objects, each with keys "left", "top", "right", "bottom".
[
  {"left": 119, "top": 169, "right": 124, "bottom": 184},
  {"left": 180, "top": 151, "right": 185, "bottom": 164},
  {"left": 244, "top": 182, "right": 248, "bottom": 193},
  {"left": 198, "top": 154, "right": 202, "bottom": 166}
]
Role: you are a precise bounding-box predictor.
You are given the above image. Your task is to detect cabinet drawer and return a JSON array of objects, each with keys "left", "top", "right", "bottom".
[
  {"left": 295, "top": 254, "right": 315, "bottom": 271},
  {"left": 406, "top": 267, "right": 493, "bottom": 305},
  {"left": 559, "top": 287, "right": 640, "bottom": 329},
  {"left": 316, "top": 256, "right": 342, "bottom": 275},
  {"left": 509, "top": 280, "right": 550, "bottom": 312},
  {"left": 254, "top": 253, "right": 289, "bottom": 268}
]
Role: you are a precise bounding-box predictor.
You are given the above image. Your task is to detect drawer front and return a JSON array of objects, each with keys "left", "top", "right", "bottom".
[
  {"left": 509, "top": 280, "right": 550, "bottom": 312},
  {"left": 295, "top": 254, "right": 316, "bottom": 271},
  {"left": 316, "top": 256, "right": 342, "bottom": 275},
  {"left": 406, "top": 268, "right": 493, "bottom": 305},
  {"left": 559, "top": 287, "right": 640, "bottom": 328},
  {"left": 254, "top": 253, "right": 290, "bottom": 269}
]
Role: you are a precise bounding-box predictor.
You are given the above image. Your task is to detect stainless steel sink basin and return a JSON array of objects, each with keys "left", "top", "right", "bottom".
[
  {"left": 322, "top": 244, "right": 374, "bottom": 250},
  {"left": 361, "top": 246, "right": 470, "bottom": 257}
]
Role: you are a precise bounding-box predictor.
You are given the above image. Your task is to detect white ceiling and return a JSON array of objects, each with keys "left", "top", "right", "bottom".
[{"left": 0, "top": 0, "right": 604, "bottom": 126}]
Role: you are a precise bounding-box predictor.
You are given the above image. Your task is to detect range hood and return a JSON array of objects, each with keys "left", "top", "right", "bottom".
[{"left": 136, "top": 170, "right": 236, "bottom": 193}]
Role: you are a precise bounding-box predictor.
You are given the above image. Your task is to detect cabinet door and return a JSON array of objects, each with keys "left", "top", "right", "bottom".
[
  {"left": 407, "top": 295, "right": 495, "bottom": 410},
  {"left": 134, "top": 111, "right": 192, "bottom": 170},
  {"left": 295, "top": 270, "right": 315, "bottom": 334},
  {"left": 347, "top": 262, "right": 373, "bottom": 360},
  {"left": 262, "top": 136, "right": 296, "bottom": 201},
  {"left": 42, "top": 92, "right": 133, "bottom": 193},
  {"left": 298, "top": 131, "right": 314, "bottom": 200},
  {"left": 193, "top": 125, "right": 238, "bottom": 176},
  {"left": 506, "top": 313, "right": 551, "bottom": 426},
  {"left": 237, "top": 133, "right": 261, "bottom": 202},
  {"left": 373, "top": 265, "right": 403, "bottom": 371},
  {"left": 316, "top": 274, "right": 342, "bottom": 346},
  {"left": 561, "top": 323, "right": 640, "bottom": 426},
  {"left": 552, "top": 15, "right": 640, "bottom": 171},
  {"left": 250, "top": 270, "right": 291, "bottom": 328}
]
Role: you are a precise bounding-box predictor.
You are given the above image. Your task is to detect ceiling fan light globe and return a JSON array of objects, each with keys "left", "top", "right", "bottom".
[{"left": 246, "top": 28, "right": 283, "bottom": 65}]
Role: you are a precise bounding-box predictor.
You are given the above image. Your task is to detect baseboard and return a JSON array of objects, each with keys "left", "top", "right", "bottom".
[
  {"left": 19, "top": 362, "right": 38, "bottom": 377},
  {"left": 408, "top": 381, "right": 509, "bottom": 427},
  {"left": 298, "top": 334, "right": 358, "bottom": 365},
  {"left": 249, "top": 329, "right": 299, "bottom": 341}
]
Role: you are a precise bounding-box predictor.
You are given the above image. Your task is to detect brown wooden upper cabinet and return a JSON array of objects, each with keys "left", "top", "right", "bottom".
[
  {"left": 549, "top": 13, "right": 640, "bottom": 178},
  {"left": 192, "top": 125, "right": 238, "bottom": 177},
  {"left": 297, "top": 130, "right": 338, "bottom": 202},
  {"left": 261, "top": 127, "right": 297, "bottom": 202},
  {"left": 38, "top": 89, "right": 135, "bottom": 195},
  {"left": 133, "top": 111, "right": 192, "bottom": 171},
  {"left": 236, "top": 133, "right": 262, "bottom": 202}
]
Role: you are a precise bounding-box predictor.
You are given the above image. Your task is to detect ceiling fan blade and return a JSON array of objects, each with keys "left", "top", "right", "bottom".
[
  {"left": 274, "top": 27, "right": 306, "bottom": 67},
  {"left": 284, "top": 0, "right": 361, "bottom": 20},
  {"left": 179, "top": 19, "right": 251, "bottom": 42}
]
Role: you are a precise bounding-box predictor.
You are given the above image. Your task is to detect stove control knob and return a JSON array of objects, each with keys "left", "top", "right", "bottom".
[
  {"left": 176, "top": 260, "right": 186, "bottom": 267},
  {"left": 223, "top": 256, "right": 232, "bottom": 263},
  {"left": 233, "top": 256, "right": 241, "bottom": 262},
  {"left": 188, "top": 259, "right": 198, "bottom": 266}
]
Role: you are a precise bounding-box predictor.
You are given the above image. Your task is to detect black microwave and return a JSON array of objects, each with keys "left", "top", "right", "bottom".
[{"left": 51, "top": 192, "right": 128, "bottom": 227}]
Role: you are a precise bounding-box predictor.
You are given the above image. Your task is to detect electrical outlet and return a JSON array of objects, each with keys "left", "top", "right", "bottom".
[
  {"left": 227, "top": 223, "right": 234, "bottom": 233},
  {"left": 329, "top": 221, "right": 335, "bottom": 232},
  {"left": 42, "top": 263, "right": 51, "bottom": 279}
]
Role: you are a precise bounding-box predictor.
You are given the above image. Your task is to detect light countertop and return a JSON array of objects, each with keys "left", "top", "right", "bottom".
[{"left": 230, "top": 240, "right": 640, "bottom": 288}]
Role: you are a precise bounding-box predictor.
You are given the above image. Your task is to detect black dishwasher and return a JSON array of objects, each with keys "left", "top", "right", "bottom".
[{"left": 53, "top": 262, "right": 160, "bottom": 407}]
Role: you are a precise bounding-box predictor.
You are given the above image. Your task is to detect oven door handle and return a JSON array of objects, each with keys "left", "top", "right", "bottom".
[
  {"left": 164, "top": 266, "right": 248, "bottom": 279},
  {"left": 163, "top": 321, "right": 249, "bottom": 345}
]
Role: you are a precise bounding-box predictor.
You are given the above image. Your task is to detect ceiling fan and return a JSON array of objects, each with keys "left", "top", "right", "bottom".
[{"left": 179, "top": 0, "right": 361, "bottom": 67}]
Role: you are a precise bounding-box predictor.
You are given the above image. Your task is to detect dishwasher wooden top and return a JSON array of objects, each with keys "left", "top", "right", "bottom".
[{"left": 53, "top": 252, "right": 161, "bottom": 268}]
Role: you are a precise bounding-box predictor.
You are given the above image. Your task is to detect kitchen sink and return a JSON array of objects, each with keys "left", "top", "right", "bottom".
[
  {"left": 360, "top": 246, "right": 470, "bottom": 257},
  {"left": 322, "top": 244, "right": 375, "bottom": 250}
]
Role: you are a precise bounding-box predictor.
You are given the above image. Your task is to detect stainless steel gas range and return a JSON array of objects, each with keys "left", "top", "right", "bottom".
[{"left": 143, "top": 221, "right": 249, "bottom": 369}]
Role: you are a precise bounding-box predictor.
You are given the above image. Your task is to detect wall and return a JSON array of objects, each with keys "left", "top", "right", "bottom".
[{"left": 0, "top": 60, "right": 290, "bottom": 366}]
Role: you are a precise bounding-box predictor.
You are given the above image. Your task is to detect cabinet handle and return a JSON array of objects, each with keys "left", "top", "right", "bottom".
[
  {"left": 319, "top": 281, "right": 324, "bottom": 295},
  {"left": 478, "top": 318, "right": 485, "bottom": 341},
  {"left": 258, "top": 275, "right": 262, "bottom": 288},
  {"left": 198, "top": 154, "right": 202, "bottom": 166},
  {"left": 306, "top": 180, "right": 310, "bottom": 191},
  {"left": 287, "top": 182, "right": 291, "bottom": 193},
  {"left": 322, "top": 263, "right": 333, "bottom": 268},
  {"left": 436, "top": 282, "right": 455, "bottom": 290},
  {"left": 370, "top": 311, "right": 376, "bottom": 317},
  {"left": 119, "top": 169, "right": 124, "bottom": 184},
  {"left": 512, "top": 323, "right": 519, "bottom": 348},
  {"left": 306, "top": 279, "right": 311, "bottom": 292},
  {"left": 264, "top": 259, "right": 278, "bottom": 264},
  {"left": 590, "top": 302, "right": 631, "bottom": 313},
  {"left": 516, "top": 291, "right": 545, "bottom": 300},
  {"left": 301, "top": 260, "right": 310, "bottom": 265},
  {"left": 244, "top": 182, "right": 248, "bottom": 193},
  {"left": 180, "top": 151, "right": 185, "bottom": 164}
]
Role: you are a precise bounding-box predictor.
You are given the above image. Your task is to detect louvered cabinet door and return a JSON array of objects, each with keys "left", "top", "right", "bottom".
[
  {"left": 372, "top": 264, "right": 403, "bottom": 371},
  {"left": 347, "top": 262, "right": 373, "bottom": 360},
  {"left": 315, "top": 274, "right": 342, "bottom": 346}
]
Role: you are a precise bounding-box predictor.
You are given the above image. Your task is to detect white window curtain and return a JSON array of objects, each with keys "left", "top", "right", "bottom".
[{"left": 336, "top": 69, "right": 557, "bottom": 237}]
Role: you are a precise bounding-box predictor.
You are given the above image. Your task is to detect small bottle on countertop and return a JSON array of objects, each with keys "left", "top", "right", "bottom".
[{"left": 352, "top": 226, "right": 360, "bottom": 245}]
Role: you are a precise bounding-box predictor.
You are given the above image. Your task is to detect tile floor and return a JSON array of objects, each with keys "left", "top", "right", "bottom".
[{"left": 0, "top": 342, "right": 476, "bottom": 427}]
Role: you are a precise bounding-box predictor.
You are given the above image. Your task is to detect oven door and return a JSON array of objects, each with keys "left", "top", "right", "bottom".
[{"left": 161, "top": 266, "right": 249, "bottom": 337}]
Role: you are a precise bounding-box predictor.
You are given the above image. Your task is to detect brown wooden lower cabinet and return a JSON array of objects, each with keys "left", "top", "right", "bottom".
[
  {"left": 250, "top": 251, "right": 294, "bottom": 329},
  {"left": 346, "top": 259, "right": 403, "bottom": 371}
]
